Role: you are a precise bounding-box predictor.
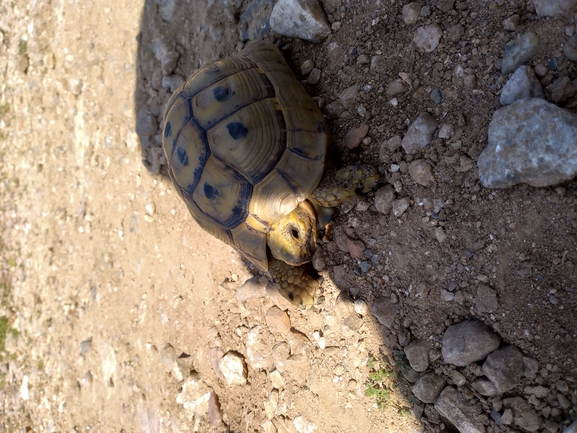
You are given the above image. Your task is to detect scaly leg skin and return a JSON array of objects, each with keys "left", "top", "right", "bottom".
[
  {"left": 310, "top": 165, "right": 380, "bottom": 207},
  {"left": 268, "top": 258, "right": 319, "bottom": 307}
]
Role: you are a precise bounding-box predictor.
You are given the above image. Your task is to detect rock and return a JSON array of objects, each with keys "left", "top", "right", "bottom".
[
  {"left": 409, "top": 160, "right": 434, "bottom": 186},
  {"left": 392, "top": 198, "right": 410, "bottom": 217},
  {"left": 370, "top": 296, "right": 398, "bottom": 328},
  {"left": 239, "top": 0, "right": 273, "bottom": 41},
  {"left": 386, "top": 79, "right": 408, "bottom": 96},
  {"left": 502, "top": 14, "right": 520, "bottom": 31},
  {"left": 502, "top": 32, "right": 540, "bottom": 74},
  {"left": 353, "top": 299, "right": 369, "bottom": 315},
  {"left": 160, "top": 343, "right": 178, "bottom": 371},
  {"left": 219, "top": 352, "right": 247, "bottom": 386},
  {"left": 438, "top": 123, "right": 454, "bottom": 139},
  {"left": 413, "top": 25, "right": 442, "bottom": 52},
  {"left": 500, "top": 66, "right": 544, "bottom": 105},
  {"left": 435, "top": 227, "right": 447, "bottom": 243},
  {"left": 402, "top": 2, "right": 421, "bottom": 24},
  {"left": 404, "top": 340, "right": 430, "bottom": 372},
  {"left": 434, "top": 386, "right": 487, "bottom": 433},
  {"left": 339, "top": 85, "right": 358, "bottom": 109},
  {"left": 547, "top": 76, "right": 577, "bottom": 104},
  {"left": 208, "top": 393, "right": 223, "bottom": 428},
  {"left": 269, "top": 369, "right": 284, "bottom": 389},
  {"left": 293, "top": 415, "right": 317, "bottom": 433},
  {"left": 269, "top": 0, "right": 331, "bottom": 43},
  {"left": 136, "top": 108, "right": 158, "bottom": 139},
  {"left": 374, "top": 185, "right": 395, "bottom": 215},
  {"left": 402, "top": 112, "right": 438, "bottom": 154},
  {"left": 159, "top": 0, "right": 176, "bottom": 21},
  {"left": 162, "top": 74, "right": 185, "bottom": 92},
  {"left": 564, "top": 34, "right": 577, "bottom": 62},
  {"left": 442, "top": 321, "right": 500, "bottom": 366},
  {"left": 176, "top": 376, "right": 211, "bottom": 416},
  {"left": 533, "top": 0, "right": 577, "bottom": 17},
  {"left": 246, "top": 326, "right": 273, "bottom": 370},
  {"left": 347, "top": 238, "right": 365, "bottom": 259},
  {"left": 236, "top": 276, "right": 267, "bottom": 302},
  {"left": 474, "top": 285, "right": 499, "bottom": 313},
  {"left": 386, "top": 135, "right": 403, "bottom": 152},
  {"left": 524, "top": 385, "right": 549, "bottom": 399},
  {"left": 450, "top": 370, "right": 467, "bottom": 386},
  {"left": 483, "top": 345, "right": 524, "bottom": 393},
  {"left": 265, "top": 306, "right": 291, "bottom": 334},
  {"left": 478, "top": 98, "right": 577, "bottom": 188},
  {"left": 503, "top": 396, "right": 542, "bottom": 432},
  {"left": 523, "top": 357, "right": 539, "bottom": 378},
  {"left": 472, "top": 378, "right": 499, "bottom": 397},
  {"left": 283, "top": 354, "right": 310, "bottom": 385},
  {"left": 565, "top": 421, "right": 577, "bottom": 433},
  {"left": 344, "top": 123, "right": 369, "bottom": 149},
  {"left": 307, "top": 68, "right": 321, "bottom": 85},
  {"left": 300, "top": 59, "right": 314, "bottom": 75},
  {"left": 412, "top": 373, "right": 446, "bottom": 404}
]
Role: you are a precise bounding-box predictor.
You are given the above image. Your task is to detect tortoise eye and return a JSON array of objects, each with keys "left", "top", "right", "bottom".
[{"left": 290, "top": 227, "right": 300, "bottom": 240}]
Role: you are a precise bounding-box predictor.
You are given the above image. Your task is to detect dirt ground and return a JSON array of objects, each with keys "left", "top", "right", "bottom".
[{"left": 0, "top": 0, "right": 576, "bottom": 432}]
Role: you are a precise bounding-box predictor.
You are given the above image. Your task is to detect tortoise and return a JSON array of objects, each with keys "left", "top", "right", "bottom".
[{"left": 162, "top": 40, "right": 378, "bottom": 306}]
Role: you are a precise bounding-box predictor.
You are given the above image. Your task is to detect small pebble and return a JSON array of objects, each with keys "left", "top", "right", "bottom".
[{"left": 354, "top": 299, "right": 369, "bottom": 315}]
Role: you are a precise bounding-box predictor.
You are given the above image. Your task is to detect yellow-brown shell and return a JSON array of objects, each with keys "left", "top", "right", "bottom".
[{"left": 162, "top": 41, "right": 328, "bottom": 271}]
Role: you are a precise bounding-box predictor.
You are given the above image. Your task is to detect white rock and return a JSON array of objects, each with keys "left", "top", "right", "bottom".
[
  {"left": 176, "top": 377, "right": 211, "bottom": 415},
  {"left": 219, "top": 352, "right": 247, "bottom": 386},
  {"left": 270, "top": 0, "right": 331, "bottom": 42}
]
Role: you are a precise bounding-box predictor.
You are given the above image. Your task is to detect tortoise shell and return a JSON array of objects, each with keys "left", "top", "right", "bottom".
[{"left": 162, "top": 41, "right": 329, "bottom": 271}]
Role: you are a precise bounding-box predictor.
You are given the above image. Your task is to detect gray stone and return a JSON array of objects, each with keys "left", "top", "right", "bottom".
[
  {"left": 502, "top": 32, "right": 540, "bottom": 74},
  {"left": 409, "top": 159, "right": 434, "bottom": 186},
  {"left": 547, "top": 76, "right": 577, "bottom": 104},
  {"left": 503, "top": 396, "right": 542, "bottom": 432},
  {"left": 524, "top": 385, "right": 549, "bottom": 399},
  {"left": 339, "top": 85, "right": 358, "bottom": 109},
  {"left": 402, "top": 2, "right": 421, "bottom": 24},
  {"left": 478, "top": 98, "right": 577, "bottom": 188},
  {"left": 565, "top": 421, "right": 577, "bottom": 433},
  {"left": 404, "top": 340, "right": 430, "bottom": 372},
  {"left": 269, "top": 0, "right": 331, "bottom": 43},
  {"left": 374, "top": 185, "right": 396, "bottom": 215},
  {"left": 442, "top": 321, "right": 500, "bottom": 366},
  {"left": 472, "top": 378, "right": 499, "bottom": 397},
  {"left": 483, "top": 345, "right": 524, "bottom": 393},
  {"left": 533, "top": 0, "right": 577, "bottom": 17},
  {"left": 502, "top": 14, "right": 520, "bottom": 31},
  {"left": 565, "top": 34, "right": 577, "bottom": 62},
  {"left": 239, "top": 0, "right": 273, "bottom": 41},
  {"left": 370, "top": 296, "right": 398, "bottom": 328},
  {"left": 474, "top": 285, "right": 499, "bottom": 313},
  {"left": 434, "top": 387, "right": 487, "bottom": 433},
  {"left": 412, "top": 373, "right": 446, "bottom": 403},
  {"left": 392, "top": 197, "right": 410, "bottom": 217},
  {"left": 159, "top": 0, "right": 176, "bottom": 21},
  {"left": 500, "top": 66, "right": 544, "bottom": 105},
  {"left": 523, "top": 357, "right": 539, "bottom": 378},
  {"left": 413, "top": 25, "right": 442, "bottom": 53},
  {"left": 402, "top": 112, "right": 438, "bottom": 154}
]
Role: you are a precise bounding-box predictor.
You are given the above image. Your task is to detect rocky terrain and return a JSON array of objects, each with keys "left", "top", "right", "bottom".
[{"left": 1, "top": 0, "right": 576, "bottom": 432}]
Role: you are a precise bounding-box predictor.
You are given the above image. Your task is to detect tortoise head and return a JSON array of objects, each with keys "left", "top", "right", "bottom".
[{"left": 267, "top": 201, "right": 317, "bottom": 266}]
